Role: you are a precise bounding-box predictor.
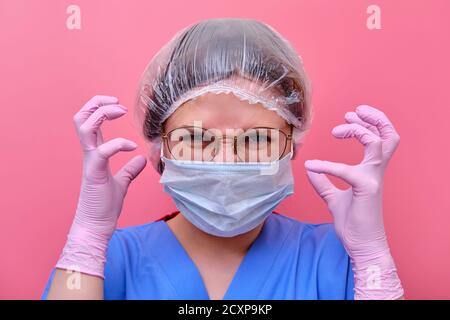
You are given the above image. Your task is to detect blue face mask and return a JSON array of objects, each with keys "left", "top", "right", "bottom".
[{"left": 159, "top": 153, "right": 295, "bottom": 237}]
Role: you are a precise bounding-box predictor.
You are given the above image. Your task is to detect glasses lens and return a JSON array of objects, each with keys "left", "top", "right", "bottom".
[
  {"left": 166, "top": 127, "right": 216, "bottom": 161},
  {"left": 236, "top": 128, "right": 288, "bottom": 162}
]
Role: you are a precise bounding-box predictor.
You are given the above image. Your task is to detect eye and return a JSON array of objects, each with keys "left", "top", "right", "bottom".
[
  {"left": 248, "top": 129, "right": 271, "bottom": 143},
  {"left": 253, "top": 133, "right": 270, "bottom": 143}
]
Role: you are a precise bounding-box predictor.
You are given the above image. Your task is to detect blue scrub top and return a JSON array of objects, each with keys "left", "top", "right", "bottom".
[{"left": 41, "top": 213, "right": 354, "bottom": 299}]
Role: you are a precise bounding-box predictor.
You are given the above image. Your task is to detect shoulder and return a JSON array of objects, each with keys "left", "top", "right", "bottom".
[
  {"left": 103, "top": 219, "right": 166, "bottom": 299},
  {"left": 269, "top": 213, "right": 340, "bottom": 243},
  {"left": 105, "top": 219, "right": 169, "bottom": 269},
  {"left": 270, "top": 213, "right": 354, "bottom": 299},
  {"left": 268, "top": 213, "right": 347, "bottom": 259},
  {"left": 108, "top": 220, "right": 165, "bottom": 249}
]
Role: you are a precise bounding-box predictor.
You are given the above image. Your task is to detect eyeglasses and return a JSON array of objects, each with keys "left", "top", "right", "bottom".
[{"left": 162, "top": 126, "right": 292, "bottom": 162}]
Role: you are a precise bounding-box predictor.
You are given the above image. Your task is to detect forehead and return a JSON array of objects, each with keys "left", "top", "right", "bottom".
[{"left": 164, "top": 92, "right": 289, "bottom": 131}]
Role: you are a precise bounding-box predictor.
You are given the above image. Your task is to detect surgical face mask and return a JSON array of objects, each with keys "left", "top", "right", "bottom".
[{"left": 159, "top": 153, "right": 295, "bottom": 237}]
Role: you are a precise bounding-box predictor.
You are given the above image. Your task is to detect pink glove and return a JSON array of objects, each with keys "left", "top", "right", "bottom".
[
  {"left": 56, "top": 95, "right": 147, "bottom": 278},
  {"left": 304, "top": 104, "right": 404, "bottom": 300}
]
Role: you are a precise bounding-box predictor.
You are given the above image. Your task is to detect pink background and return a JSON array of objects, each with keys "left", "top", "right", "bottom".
[{"left": 1, "top": 0, "right": 449, "bottom": 299}]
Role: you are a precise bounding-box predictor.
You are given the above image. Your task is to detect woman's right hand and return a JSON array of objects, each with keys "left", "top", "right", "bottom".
[{"left": 56, "top": 95, "right": 147, "bottom": 278}]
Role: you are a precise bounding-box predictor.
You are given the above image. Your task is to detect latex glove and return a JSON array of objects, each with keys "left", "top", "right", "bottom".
[
  {"left": 56, "top": 95, "right": 147, "bottom": 278},
  {"left": 304, "top": 105, "right": 404, "bottom": 300}
]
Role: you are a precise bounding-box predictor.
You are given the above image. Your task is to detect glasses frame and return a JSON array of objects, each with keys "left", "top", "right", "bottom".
[{"left": 161, "top": 125, "right": 293, "bottom": 162}]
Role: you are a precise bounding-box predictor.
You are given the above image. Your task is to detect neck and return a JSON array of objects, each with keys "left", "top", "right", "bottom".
[{"left": 166, "top": 212, "right": 264, "bottom": 256}]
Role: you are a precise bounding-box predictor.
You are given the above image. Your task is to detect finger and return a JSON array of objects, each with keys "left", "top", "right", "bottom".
[
  {"left": 305, "top": 170, "right": 338, "bottom": 203},
  {"left": 73, "top": 95, "right": 119, "bottom": 128},
  {"left": 355, "top": 105, "right": 401, "bottom": 158},
  {"left": 332, "top": 123, "right": 383, "bottom": 164},
  {"left": 344, "top": 111, "right": 380, "bottom": 136},
  {"left": 304, "top": 159, "right": 359, "bottom": 187},
  {"left": 89, "top": 138, "right": 138, "bottom": 172},
  {"left": 97, "top": 138, "right": 137, "bottom": 159},
  {"left": 115, "top": 155, "right": 147, "bottom": 190},
  {"left": 78, "top": 105, "right": 128, "bottom": 151}
]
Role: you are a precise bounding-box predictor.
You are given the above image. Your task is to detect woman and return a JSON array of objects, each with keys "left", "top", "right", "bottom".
[{"left": 43, "top": 18, "right": 404, "bottom": 300}]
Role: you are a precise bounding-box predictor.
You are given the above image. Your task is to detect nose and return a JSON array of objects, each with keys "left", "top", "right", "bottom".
[{"left": 211, "top": 136, "right": 238, "bottom": 163}]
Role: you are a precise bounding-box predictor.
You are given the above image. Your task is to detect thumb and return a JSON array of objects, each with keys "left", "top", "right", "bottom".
[
  {"left": 115, "top": 155, "right": 147, "bottom": 190},
  {"left": 305, "top": 169, "right": 338, "bottom": 204}
]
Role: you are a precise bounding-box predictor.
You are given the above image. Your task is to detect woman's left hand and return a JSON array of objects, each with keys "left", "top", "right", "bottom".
[{"left": 304, "top": 104, "right": 404, "bottom": 299}]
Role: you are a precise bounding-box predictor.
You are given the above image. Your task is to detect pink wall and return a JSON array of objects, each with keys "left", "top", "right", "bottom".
[{"left": 0, "top": 0, "right": 449, "bottom": 299}]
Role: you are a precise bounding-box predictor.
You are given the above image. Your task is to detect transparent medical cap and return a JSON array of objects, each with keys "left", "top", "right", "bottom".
[{"left": 134, "top": 18, "right": 314, "bottom": 173}]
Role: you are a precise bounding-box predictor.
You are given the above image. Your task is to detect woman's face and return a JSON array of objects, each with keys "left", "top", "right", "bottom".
[{"left": 162, "top": 92, "right": 292, "bottom": 162}]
